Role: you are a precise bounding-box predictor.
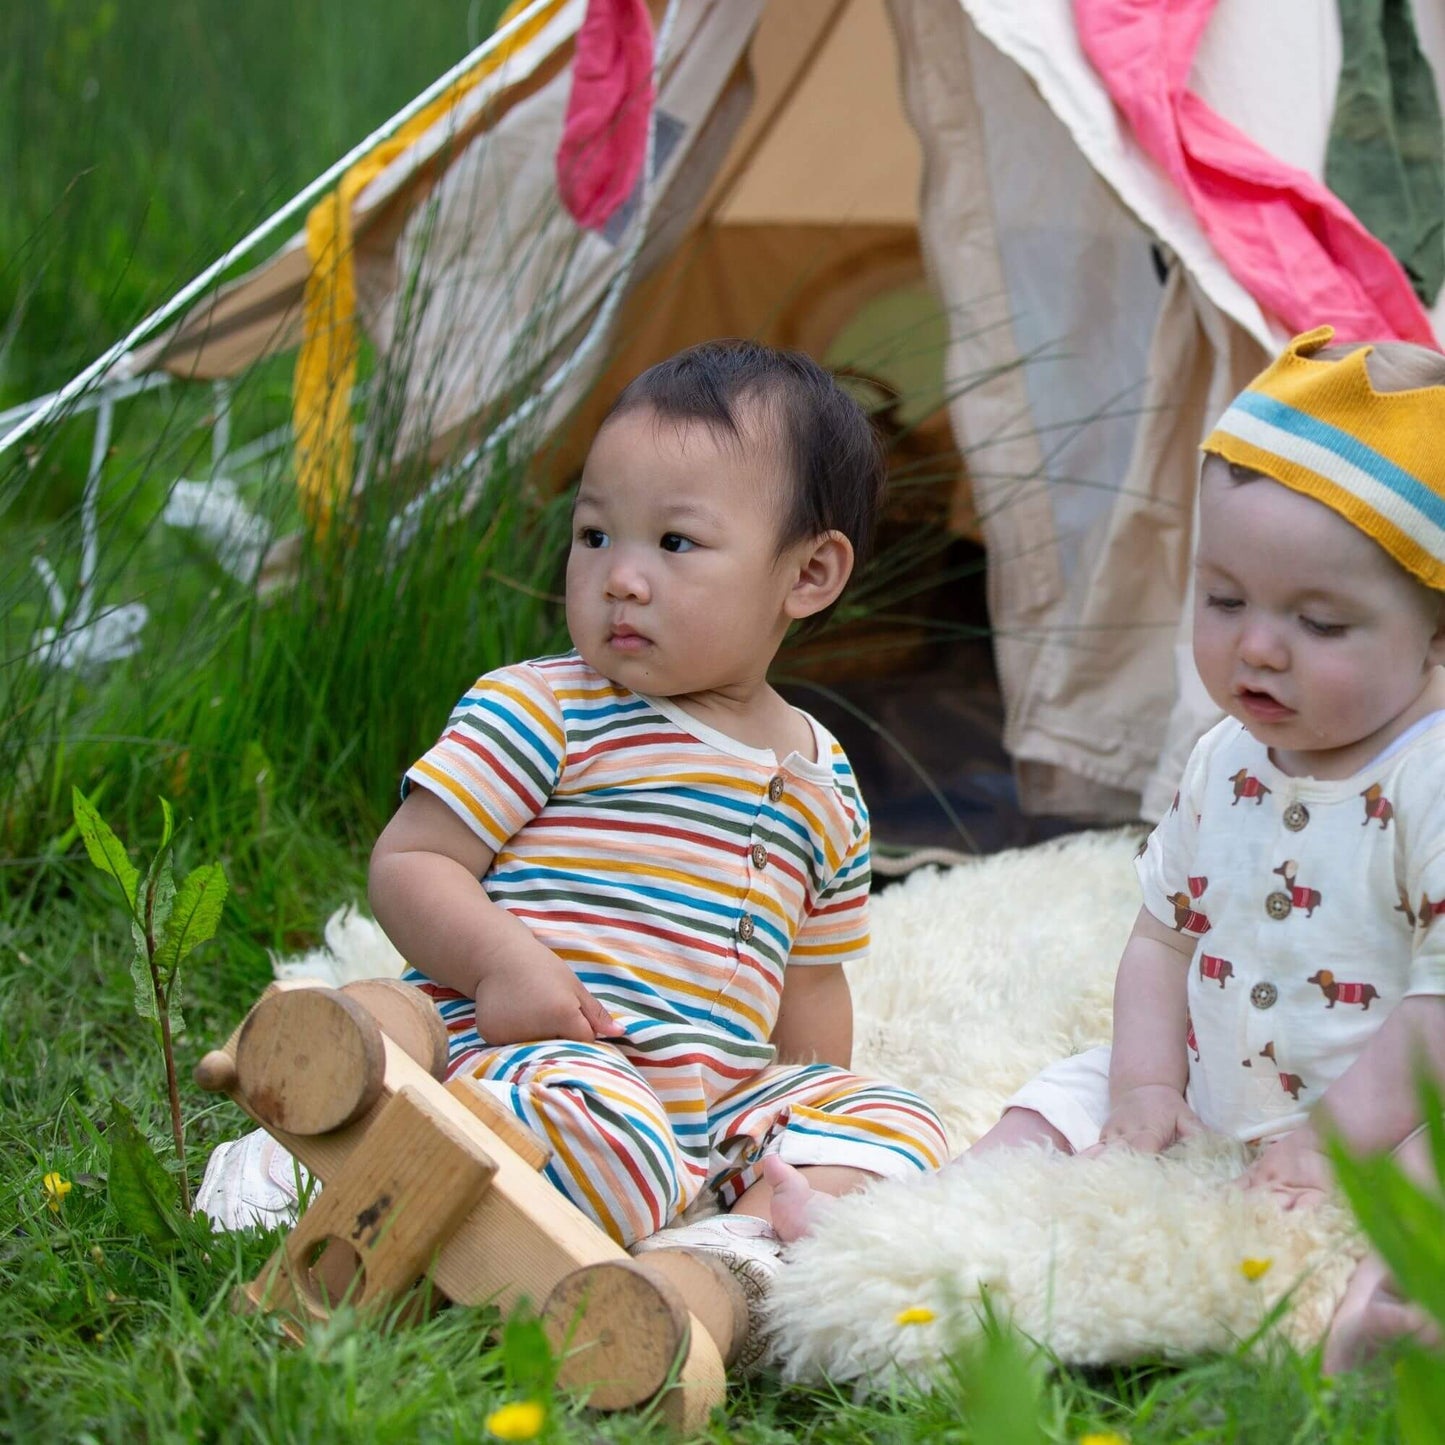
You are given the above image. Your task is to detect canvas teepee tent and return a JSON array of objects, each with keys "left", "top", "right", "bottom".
[{"left": 24, "top": 0, "right": 1445, "bottom": 821}]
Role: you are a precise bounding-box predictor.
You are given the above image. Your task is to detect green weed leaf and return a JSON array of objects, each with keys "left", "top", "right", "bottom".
[
  {"left": 499, "top": 1309, "right": 557, "bottom": 1397},
  {"left": 140, "top": 797, "right": 177, "bottom": 950},
  {"left": 71, "top": 786, "right": 139, "bottom": 920},
  {"left": 1397, "top": 1347, "right": 1445, "bottom": 1445},
  {"left": 129, "top": 936, "right": 158, "bottom": 1022},
  {"left": 952, "top": 1320, "right": 1047, "bottom": 1445},
  {"left": 155, "top": 861, "right": 227, "bottom": 993},
  {"left": 107, "top": 1099, "right": 184, "bottom": 1249},
  {"left": 242, "top": 739, "right": 274, "bottom": 835}
]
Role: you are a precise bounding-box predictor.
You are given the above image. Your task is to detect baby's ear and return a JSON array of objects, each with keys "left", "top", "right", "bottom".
[{"left": 785, "top": 530, "right": 854, "bottom": 622}]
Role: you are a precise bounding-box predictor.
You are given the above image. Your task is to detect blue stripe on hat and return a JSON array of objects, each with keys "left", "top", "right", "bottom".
[{"left": 1230, "top": 390, "right": 1445, "bottom": 532}]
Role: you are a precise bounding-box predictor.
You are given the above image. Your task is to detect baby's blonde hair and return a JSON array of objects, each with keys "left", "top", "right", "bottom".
[{"left": 1314, "top": 341, "right": 1445, "bottom": 393}]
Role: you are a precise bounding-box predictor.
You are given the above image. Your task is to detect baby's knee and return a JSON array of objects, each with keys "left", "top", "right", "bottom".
[{"left": 963, "top": 1107, "right": 1074, "bottom": 1159}]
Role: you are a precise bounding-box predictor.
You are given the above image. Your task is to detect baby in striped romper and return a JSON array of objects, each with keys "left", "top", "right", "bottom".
[{"left": 367, "top": 340, "right": 947, "bottom": 1366}]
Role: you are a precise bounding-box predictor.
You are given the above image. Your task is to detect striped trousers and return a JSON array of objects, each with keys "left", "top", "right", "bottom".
[{"left": 425, "top": 1000, "right": 947, "bottom": 1247}]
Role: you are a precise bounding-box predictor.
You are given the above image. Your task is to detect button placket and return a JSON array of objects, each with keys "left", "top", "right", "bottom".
[
  {"left": 1265, "top": 891, "right": 1293, "bottom": 920},
  {"left": 1282, "top": 801, "right": 1309, "bottom": 832},
  {"left": 1250, "top": 981, "right": 1278, "bottom": 1010}
]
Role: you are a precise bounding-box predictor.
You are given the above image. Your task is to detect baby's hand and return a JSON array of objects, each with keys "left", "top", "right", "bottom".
[
  {"left": 473, "top": 946, "right": 625, "bottom": 1047},
  {"left": 1085, "top": 1083, "right": 1204, "bottom": 1156},
  {"left": 1241, "top": 1128, "right": 1333, "bottom": 1211}
]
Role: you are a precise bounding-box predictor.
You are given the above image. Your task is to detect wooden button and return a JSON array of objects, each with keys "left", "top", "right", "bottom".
[
  {"left": 767, "top": 776, "right": 785, "bottom": 803},
  {"left": 737, "top": 915, "right": 755, "bottom": 942},
  {"left": 1265, "top": 891, "right": 1292, "bottom": 920},
  {"left": 750, "top": 843, "right": 768, "bottom": 869},
  {"left": 1282, "top": 802, "right": 1309, "bottom": 832},
  {"left": 1250, "top": 981, "right": 1278, "bottom": 1009}
]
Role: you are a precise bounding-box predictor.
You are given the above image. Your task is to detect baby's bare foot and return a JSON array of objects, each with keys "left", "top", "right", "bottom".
[{"left": 761, "top": 1154, "right": 816, "bottom": 1242}]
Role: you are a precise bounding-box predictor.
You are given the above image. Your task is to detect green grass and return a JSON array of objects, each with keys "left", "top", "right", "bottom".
[{"left": 0, "top": 0, "right": 507, "bottom": 404}]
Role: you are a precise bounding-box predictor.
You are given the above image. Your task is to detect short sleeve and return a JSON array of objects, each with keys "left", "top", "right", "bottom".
[
  {"left": 1135, "top": 729, "right": 1213, "bottom": 937},
  {"left": 403, "top": 662, "right": 565, "bottom": 851},
  {"left": 789, "top": 806, "right": 871, "bottom": 969}
]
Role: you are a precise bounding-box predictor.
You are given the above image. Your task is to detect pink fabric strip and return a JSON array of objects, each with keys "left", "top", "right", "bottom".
[
  {"left": 556, "top": 0, "right": 655, "bottom": 231},
  {"left": 1074, "top": 0, "right": 1437, "bottom": 345}
]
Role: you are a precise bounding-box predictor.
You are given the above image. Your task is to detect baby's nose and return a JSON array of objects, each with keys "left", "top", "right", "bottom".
[
  {"left": 1238, "top": 620, "right": 1286, "bottom": 670},
  {"left": 605, "top": 556, "right": 650, "bottom": 602}
]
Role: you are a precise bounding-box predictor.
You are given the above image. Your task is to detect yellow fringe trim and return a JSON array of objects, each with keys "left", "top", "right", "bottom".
[{"left": 293, "top": 0, "right": 569, "bottom": 531}]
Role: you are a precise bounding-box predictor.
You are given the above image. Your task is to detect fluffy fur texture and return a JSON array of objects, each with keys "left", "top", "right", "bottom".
[
  {"left": 771, "top": 828, "right": 1362, "bottom": 1383},
  {"left": 277, "top": 829, "right": 1363, "bottom": 1384}
]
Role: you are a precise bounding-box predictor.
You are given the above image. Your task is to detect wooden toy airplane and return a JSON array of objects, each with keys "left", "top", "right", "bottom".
[{"left": 196, "top": 978, "right": 747, "bottom": 1429}]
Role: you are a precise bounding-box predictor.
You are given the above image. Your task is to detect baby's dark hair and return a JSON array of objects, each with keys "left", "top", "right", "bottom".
[{"left": 603, "top": 340, "right": 886, "bottom": 617}]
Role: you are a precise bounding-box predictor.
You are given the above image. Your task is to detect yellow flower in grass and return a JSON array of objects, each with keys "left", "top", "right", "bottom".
[
  {"left": 42, "top": 1171, "right": 72, "bottom": 1213},
  {"left": 1078, "top": 1433, "right": 1129, "bottom": 1445},
  {"left": 485, "top": 1399, "right": 546, "bottom": 1441},
  {"left": 1240, "top": 1257, "right": 1273, "bottom": 1282},
  {"left": 894, "top": 1305, "right": 936, "bottom": 1327}
]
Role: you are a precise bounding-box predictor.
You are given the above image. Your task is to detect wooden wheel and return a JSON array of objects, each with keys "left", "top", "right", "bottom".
[
  {"left": 234, "top": 988, "right": 385, "bottom": 1135},
  {"left": 541, "top": 1260, "right": 691, "bottom": 1410}
]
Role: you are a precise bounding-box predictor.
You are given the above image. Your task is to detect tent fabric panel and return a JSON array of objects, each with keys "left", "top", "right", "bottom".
[
  {"left": 131, "top": 242, "right": 311, "bottom": 381},
  {"left": 1012, "top": 266, "right": 1266, "bottom": 814},
  {"left": 715, "top": 0, "right": 920, "bottom": 225},
  {"left": 964, "top": 0, "right": 1445, "bottom": 346},
  {"left": 958, "top": 0, "right": 1274, "bottom": 352},
  {"left": 895, "top": 0, "right": 1160, "bottom": 818},
  {"left": 532, "top": 221, "right": 929, "bottom": 489}
]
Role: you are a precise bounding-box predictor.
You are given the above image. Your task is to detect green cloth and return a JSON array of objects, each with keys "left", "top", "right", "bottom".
[{"left": 1326, "top": 0, "right": 1445, "bottom": 306}]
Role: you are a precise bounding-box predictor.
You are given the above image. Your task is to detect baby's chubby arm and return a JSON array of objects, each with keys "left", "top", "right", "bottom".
[
  {"left": 1246, "top": 993, "right": 1445, "bottom": 1207},
  {"left": 772, "top": 963, "right": 853, "bottom": 1069},
  {"left": 1089, "top": 906, "right": 1206, "bottom": 1155},
  {"left": 369, "top": 787, "right": 623, "bottom": 1046}
]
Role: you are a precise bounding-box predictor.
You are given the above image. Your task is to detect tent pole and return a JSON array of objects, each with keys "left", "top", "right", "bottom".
[{"left": 0, "top": 0, "right": 564, "bottom": 460}]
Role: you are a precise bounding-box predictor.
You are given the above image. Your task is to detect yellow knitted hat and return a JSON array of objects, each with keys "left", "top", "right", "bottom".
[{"left": 1201, "top": 325, "right": 1445, "bottom": 590}]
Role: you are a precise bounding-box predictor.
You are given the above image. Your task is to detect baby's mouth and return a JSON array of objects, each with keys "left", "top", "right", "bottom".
[
  {"left": 609, "top": 623, "right": 651, "bottom": 651},
  {"left": 1237, "top": 687, "right": 1294, "bottom": 722}
]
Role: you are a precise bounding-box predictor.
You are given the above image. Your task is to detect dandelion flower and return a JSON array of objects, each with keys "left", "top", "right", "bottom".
[
  {"left": 1240, "top": 1257, "right": 1272, "bottom": 1282},
  {"left": 485, "top": 1399, "right": 546, "bottom": 1440},
  {"left": 42, "top": 1172, "right": 72, "bottom": 1213},
  {"left": 894, "top": 1305, "right": 936, "bottom": 1326},
  {"left": 1078, "top": 1433, "right": 1129, "bottom": 1445}
]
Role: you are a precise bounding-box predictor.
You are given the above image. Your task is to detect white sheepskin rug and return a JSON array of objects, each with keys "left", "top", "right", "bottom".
[
  {"left": 771, "top": 828, "right": 1362, "bottom": 1384},
  {"left": 279, "top": 830, "right": 1363, "bottom": 1385}
]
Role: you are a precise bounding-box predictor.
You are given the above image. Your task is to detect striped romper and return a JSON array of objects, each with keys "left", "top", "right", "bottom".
[{"left": 403, "top": 651, "right": 946, "bottom": 1246}]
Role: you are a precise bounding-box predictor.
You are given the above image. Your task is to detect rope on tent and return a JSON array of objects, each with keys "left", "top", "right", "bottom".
[
  {"left": 388, "top": 0, "right": 682, "bottom": 553},
  {"left": 0, "top": 0, "right": 565, "bottom": 462}
]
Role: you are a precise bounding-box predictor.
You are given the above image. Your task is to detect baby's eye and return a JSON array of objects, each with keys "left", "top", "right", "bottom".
[
  {"left": 1300, "top": 616, "right": 1347, "bottom": 638},
  {"left": 578, "top": 527, "right": 609, "bottom": 549},
  {"left": 1204, "top": 594, "right": 1243, "bottom": 612},
  {"left": 660, "top": 533, "right": 696, "bottom": 553}
]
